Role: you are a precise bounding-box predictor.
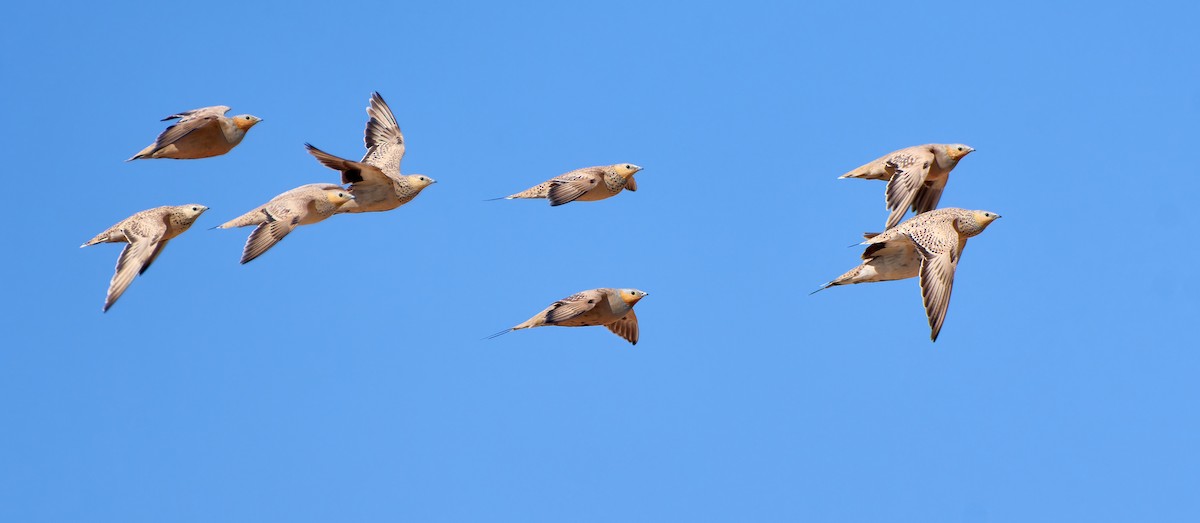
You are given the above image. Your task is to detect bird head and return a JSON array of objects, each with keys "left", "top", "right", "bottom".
[
  {"left": 943, "top": 144, "right": 975, "bottom": 161},
  {"left": 408, "top": 174, "right": 437, "bottom": 190},
  {"left": 614, "top": 163, "right": 643, "bottom": 179},
  {"left": 971, "top": 210, "right": 1001, "bottom": 228},
  {"left": 180, "top": 204, "right": 209, "bottom": 218},
  {"left": 325, "top": 189, "right": 355, "bottom": 206},
  {"left": 618, "top": 289, "right": 649, "bottom": 305},
  {"left": 233, "top": 114, "right": 263, "bottom": 131}
]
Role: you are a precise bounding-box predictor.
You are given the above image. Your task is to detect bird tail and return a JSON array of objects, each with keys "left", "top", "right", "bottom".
[
  {"left": 81, "top": 231, "right": 112, "bottom": 247},
  {"left": 484, "top": 328, "right": 514, "bottom": 340},
  {"left": 809, "top": 281, "right": 837, "bottom": 295},
  {"left": 126, "top": 144, "right": 155, "bottom": 162},
  {"left": 504, "top": 182, "right": 552, "bottom": 200},
  {"left": 837, "top": 160, "right": 886, "bottom": 180}
]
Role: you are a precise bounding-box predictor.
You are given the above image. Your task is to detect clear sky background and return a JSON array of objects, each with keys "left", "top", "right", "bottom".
[{"left": 1, "top": 1, "right": 1197, "bottom": 521}]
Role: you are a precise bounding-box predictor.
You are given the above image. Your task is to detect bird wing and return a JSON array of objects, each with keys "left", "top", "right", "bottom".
[
  {"left": 909, "top": 176, "right": 948, "bottom": 217},
  {"left": 361, "top": 92, "right": 406, "bottom": 176},
  {"left": 861, "top": 234, "right": 915, "bottom": 261},
  {"left": 239, "top": 206, "right": 301, "bottom": 264},
  {"left": 161, "top": 105, "right": 231, "bottom": 122},
  {"left": 104, "top": 220, "right": 168, "bottom": 312},
  {"left": 150, "top": 109, "right": 228, "bottom": 151},
  {"left": 546, "top": 170, "right": 602, "bottom": 206},
  {"left": 909, "top": 222, "right": 965, "bottom": 341},
  {"left": 883, "top": 148, "right": 935, "bottom": 229},
  {"left": 305, "top": 143, "right": 392, "bottom": 186},
  {"left": 605, "top": 310, "right": 639, "bottom": 345},
  {"left": 544, "top": 290, "right": 605, "bottom": 324},
  {"left": 139, "top": 239, "right": 170, "bottom": 276},
  {"left": 624, "top": 176, "right": 637, "bottom": 192}
]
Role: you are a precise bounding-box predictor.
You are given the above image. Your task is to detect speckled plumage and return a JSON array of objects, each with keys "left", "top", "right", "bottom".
[
  {"left": 814, "top": 208, "right": 1000, "bottom": 341},
  {"left": 488, "top": 288, "right": 649, "bottom": 345},
  {"left": 839, "top": 144, "right": 974, "bottom": 229},
  {"left": 127, "top": 106, "right": 261, "bottom": 161},
  {"left": 501, "top": 164, "right": 642, "bottom": 206},
  {"left": 81, "top": 204, "right": 208, "bottom": 312},
  {"left": 216, "top": 184, "right": 354, "bottom": 264},
  {"left": 305, "top": 92, "right": 436, "bottom": 214}
]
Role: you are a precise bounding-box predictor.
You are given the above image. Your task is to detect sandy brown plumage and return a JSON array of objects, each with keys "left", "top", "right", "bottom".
[
  {"left": 814, "top": 208, "right": 1000, "bottom": 341},
  {"left": 216, "top": 184, "right": 354, "bottom": 264},
  {"left": 500, "top": 164, "right": 642, "bottom": 206},
  {"left": 488, "top": 288, "right": 649, "bottom": 345},
  {"left": 127, "top": 106, "right": 261, "bottom": 161},
  {"left": 305, "top": 92, "right": 435, "bottom": 213},
  {"left": 839, "top": 144, "right": 974, "bottom": 229},
  {"left": 81, "top": 204, "right": 208, "bottom": 311}
]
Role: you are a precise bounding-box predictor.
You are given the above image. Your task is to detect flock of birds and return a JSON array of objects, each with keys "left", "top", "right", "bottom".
[
  {"left": 815, "top": 143, "right": 1001, "bottom": 341},
  {"left": 83, "top": 92, "right": 998, "bottom": 343}
]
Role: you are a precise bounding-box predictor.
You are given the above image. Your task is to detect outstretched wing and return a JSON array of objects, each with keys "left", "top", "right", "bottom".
[
  {"left": 305, "top": 143, "right": 392, "bottom": 186},
  {"left": 103, "top": 220, "right": 168, "bottom": 312},
  {"left": 605, "top": 310, "right": 640, "bottom": 345},
  {"left": 240, "top": 209, "right": 301, "bottom": 264},
  {"left": 909, "top": 221, "right": 965, "bottom": 341},
  {"left": 883, "top": 149, "right": 935, "bottom": 229},
  {"left": 361, "top": 92, "right": 406, "bottom": 176}
]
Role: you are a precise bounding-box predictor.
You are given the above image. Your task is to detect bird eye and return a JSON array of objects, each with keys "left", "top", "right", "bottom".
[
  {"left": 191, "top": 207, "right": 198, "bottom": 211},
  {"left": 957, "top": 147, "right": 963, "bottom": 151}
]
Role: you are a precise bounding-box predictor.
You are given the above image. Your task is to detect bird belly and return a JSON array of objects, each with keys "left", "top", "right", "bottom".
[
  {"left": 573, "top": 184, "right": 621, "bottom": 202},
  {"left": 153, "top": 125, "right": 235, "bottom": 159},
  {"left": 338, "top": 186, "right": 399, "bottom": 213}
]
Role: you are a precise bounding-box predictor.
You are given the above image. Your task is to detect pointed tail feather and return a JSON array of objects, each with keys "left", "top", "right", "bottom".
[
  {"left": 809, "top": 282, "right": 837, "bottom": 295},
  {"left": 484, "top": 328, "right": 514, "bottom": 340}
]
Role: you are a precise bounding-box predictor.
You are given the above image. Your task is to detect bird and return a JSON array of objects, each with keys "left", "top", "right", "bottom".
[
  {"left": 304, "top": 92, "right": 435, "bottom": 214},
  {"left": 813, "top": 208, "right": 1000, "bottom": 341},
  {"left": 488, "top": 288, "right": 649, "bottom": 345},
  {"left": 839, "top": 144, "right": 975, "bottom": 229},
  {"left": 216, "top": 184, "right": 354, "bottom": 264},
  {"left": 498, "top": 163, "right": 643, "bottom": 206},
  {"left": 127, "top": 106, "right": 261, "bottom": 161},
  {"left": 81, "top": 204, "right": 209, "bottom": 312}
]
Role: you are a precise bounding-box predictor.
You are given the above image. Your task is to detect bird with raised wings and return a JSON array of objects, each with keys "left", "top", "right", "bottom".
[
  {"left": 304, "top": 92, "right": 435, "bottom": 213},
  {"left": 499, "top": 163, "right": 642, "bottom": 206},
  {"left": 81, "top": 204, "right": 208, "bottom": 312},
  {"left": 127, "top": 106, "right": 261, "bottom": 161},
  {"left": 216, "top": 184, "right": 354, "bottom": 264},
  {"left": 840, "top": 144, "right": 974, "bottom": 229},
  {"left": 488, "top": 288, "right": 649, "bottom": 345},
  {"left": 814, "top": 208, "right": 1000, "bottom": 341}
]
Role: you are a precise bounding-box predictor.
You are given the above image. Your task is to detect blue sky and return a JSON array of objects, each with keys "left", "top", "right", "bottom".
[{"left": 1, "top": 1, "right": 1197, "bottom": 521}]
